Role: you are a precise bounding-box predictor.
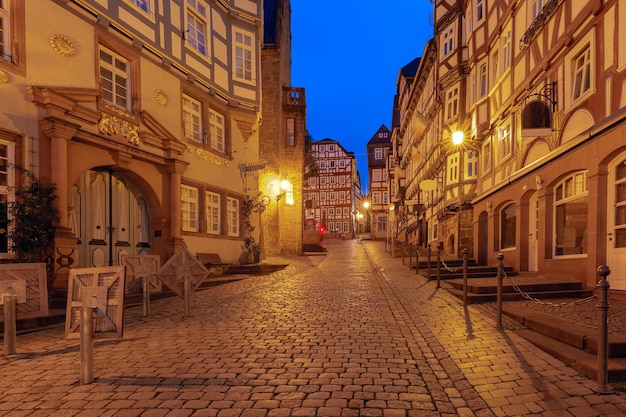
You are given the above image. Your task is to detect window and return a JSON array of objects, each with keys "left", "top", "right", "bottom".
[
  {"left": 181, "top": 185, "right": 199, "bottom": 232},
  {"left": 446, "top": 87, "right": 459, "bottom": 120},
  {"left": 343, "top": 222, "right": 349, "bottom": 233},
  {"left": 99, "top": 46, "right": 130, "bottom": 110},
  {"left": 572, "top": 45, "right": 591, "bottom": 102},
  {"left": 319, "top": 145, "right": 325, "bottom": 152},
  {"left": 447, "top": 152, "right": 460, "bottom": 184},
  {"left": 479, "top": 62, "right": 488, "bottom": 97},
  {"left": 128, "top": 0, "right": 151, "bottom": 14},
  {"left": 497, "top": 124, "right": 512, "bottom": 162},
  {"left": 377, "top": 217, "right": 387, "bottom": 231},
  {"left": 442, "top": 26, "right": 454, "bottom": 58},
  {"left": 476, "top": 0, "right": 484, "bottom": 23},
  {"left": 320, "top": 177, "right": 326, "bottom": 185},
  {"left": 0, "top": 138, "right": 15, "bottom": 255},
  {"left": 372, "top": 192, "right": 381, "bottom": 205},
  {"left": 0, "top": 0, "right": 9, "bottom": 61},
  {"left": 226, "top": 196, "right": 239, "bottom": 237},
  {"left": 286, "top": 118, "right": 295, "bottom": 147},
  {"left": 554, "top": 172, "right": 588, "bottom": 256},
  {"left": 320, "top": 161, "right": 326, "bottom": 169},
  {"left": 187, "top": 0, "right": 208, "bottom": 56},
  {"left": 208, "top": 109, "right": 225, "bottom": 153},
  {"left": 372, "top": 169, "right": 381, "bottom": 182},
  {"left": 234, "top": 29, "right": 254, "bottom": 82},
  {"left": 466, "top": 151, "right": 477, "bottom": 179},
  {"left": 328, "top": 208, "right": 334, "bottom": 216},
  {"left": 330, "top": 192, "right": 336, "bottom": 201},
  {"left": 502, "top": 29, "right": 511, "bottom": 72},
  {"left": 339, "top": 160, "right": 345, "bottom": 168},
  {"left": 375, "top": 148, "right": 383, "bottom": 160},
  {"left": 329, "top": 144, "right": 335, "bottom": 151},
  {"left": 500, "top": 202, "right": 516, "bottom": 249},
  {"left": 338, "top": 176, "right": 345, "bottom": 184},
  {"left": 183, "top": 94, "right": 203, "bottom": 143},
  {"left": 482, "top": 138, "right": 492, "bottom": 174},
  {"left": 329, "top": 176, "right": 336, "bottom": 184},
  {"left": 491, "top": 50, "right": 498, "bottom": 81},
  {"left": 339, "top": 191, "right": 345, "bottom": 200},
  {"left": 383, "top": 191, "right": 388, "bottom": 204},
  {"left": 329, "top": 160, "right": 335, "bottom": 168},
  {"left": 308, "top": 177, "right": 316, "bottom": 186},
  {"left": 531, "top": 0, "right": 544, "bottom": 19},
  {"left": 205, "top": 191, "right": 220, "bottom": 234}
]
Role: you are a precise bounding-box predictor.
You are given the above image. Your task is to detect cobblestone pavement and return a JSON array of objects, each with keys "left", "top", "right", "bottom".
[{"left": 1, "top": 239, "right": 626, "bottom": 416}]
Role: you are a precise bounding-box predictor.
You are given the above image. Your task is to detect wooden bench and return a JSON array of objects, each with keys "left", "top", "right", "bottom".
[{"left": 196, "top": 253, "right": 230, "bottom": 275}]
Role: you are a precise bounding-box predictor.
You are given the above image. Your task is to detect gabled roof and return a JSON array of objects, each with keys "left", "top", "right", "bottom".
[
  {"left": 401, "top": 57, "right": 421, "bottom": 78},
  {"left": 367, "top": 125, "right": 392, "bottom": 145},
  {"left": 313, "top": 138, "right": 354, "bottom": 156}
]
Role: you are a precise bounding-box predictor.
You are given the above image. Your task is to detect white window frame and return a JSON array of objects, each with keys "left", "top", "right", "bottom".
[
  {"left": 466, "top": 151, "right": 478, "bottom": 179},
  {"left": 233, "top": 28, "right": 255, "bottom": 84},
  {"left": 446, "top": 86, "right": 459, "bottom": 120},
  {"left": 372, "top": 169, "right": 381, "bottom": 182},
  {"left": 99, "top": 45, "right": 131, "bottom": 110},
  {"left": 554, "top": 171, "right": 588, "bottom": 257},
  {"left": 442, "top": 25, "right": 455, "bottom": 58},
  {"left": 372, "top": 191, "right": 381, "bottom": 205},
  {"left": 181, "top": 185, "right": 199, "bottom": 232},
  {"left": 476, "top": 0, "right": 485, "bottom": 23},
  {"left": 209, "top": 108, "right": 225, "bottom": 153},
  {"left": 447, "top": 152, "right": 460, "bottom": 184},
  {"left": 186, "top": 0, "right": 209, "bottom": 57},
  {"left": 479, "top": 61, "right": 488, "bottom": 97},
  {"left": 226, "top": 196, "right": 240, "bottom": 237},
  {"left": 127, "top": 0, "right": 152, "bottom": 15},
  {"left": 0, "top": 139, "right": 15, "bottom": 256},
  {"left": 565, "top": 31, "right": 595, "bottom": 107},
  {"left": 338, "top": 176, "right": 345, "bottom": 184},
  {"left": 183, "top": 93, "right": 203, "bottom": 143},
  {"left": 329, "top": 144, "right": 335, "bottom": 151},
  {"left": 497, "top": 124, "right": 512, "bottom": 163},
  {"left": 375, "top": 148, "right": 383, "bottom": 160},
  {"left": 0, "top": 0, "right": 10, "bottom": 62},
  {"left": 205, "top": 191, "right": 220, "bottom": 235},
  {"left": 501, "top": 28, "right": 512, "bottom": 72},
  {"left": 482, "top": 138, "right": 492, "bottom": 174}
]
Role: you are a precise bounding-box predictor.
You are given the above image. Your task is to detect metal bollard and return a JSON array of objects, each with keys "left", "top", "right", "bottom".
[
  {"left": 184, "top": 275, "right": 192, "bottom": 318},
  {"left": 596, "top": 265, "right": 611, "bottom": 394},
  {"left": 427, "top": 244, "right": 431, "bottom": 279},
  {"left": 436, "top": 246, "right": 441, "bottom": 289},
  {"left": 3, "top": 295, "right": 17, "bottom": 356},
  {"left": 80, "top": 306, "right": 94, "bottom": 384},
  {"left": 142, "top": 275, "right": 150, "bottom": 317},
  {"left": 402, "top": 245, "right": 406, "bottom": 265},
  {"left": 462, "top": 248, "right": 468, "bottom": 306},
  {"left": 416, "top": 245, "right": 420, "bottom": 275},
  {"left": 495, "top": 253, "right": 505, "bottom": 330}
]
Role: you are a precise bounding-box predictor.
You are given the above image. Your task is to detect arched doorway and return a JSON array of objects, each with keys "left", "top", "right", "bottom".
[
  {"left": 607, "top": 153, "right": 626, "bottom": 290},
  {"left": 70, "top": 169, "right": 152, "bottom": 268}
]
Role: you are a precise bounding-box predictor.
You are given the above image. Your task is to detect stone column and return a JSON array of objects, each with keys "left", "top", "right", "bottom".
[
  {"left": 166, "top": 160, "right": 188, "bottom": 255},
  {"left": 39, "top": 117, "right": 80, "bottom": 289}
]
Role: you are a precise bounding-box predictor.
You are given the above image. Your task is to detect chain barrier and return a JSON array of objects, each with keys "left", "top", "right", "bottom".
[
  {"left": 502, "top": 269, "right": 597, "bottom": 307},
  {"left": 440, "top": 258, "right": 462, "bottom": 273}
]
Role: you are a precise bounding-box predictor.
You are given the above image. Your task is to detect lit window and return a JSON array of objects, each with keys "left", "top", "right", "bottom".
[
  {"left": 554, "top": 172, "right": 588, "bottom": 256},
  {"left": 205, "top": 191, "right": 220, "bottom": 234},
  {"left": 447, "top": 152, "right": 460, "bottom": 184},
  {"left": 183, "top": 94, "right": 203, "bottom": 143},
  {"left": 187, "top": 0, "right": 208, "bottom": 56},
  {"left": 181, "top": 185, "right": 199, "bottom": 232},
  {"left": 446, "top": 87, "right": 459, "bottom": 120},
  {"left": 227, "top": 196, "right": 239, "bottom": 237},
  {"left": 482, "top": 138, "right": 492, "bottom": 174},
  {"left": 497, "top": 124, "right": 512, "bottom": 162},
  {"left": 234, "top": 29, "right": 254, "bottom": 82},
  {"left": 500, "top": 202, "right": 516, "bottom": 249},
  {"left": 209, "top": 109, "right": 225, "bottom": 153},
  {"left": 99, "top": 46, "right": 130, "bottom": 110},
  {"left": 0, "top": 138, "right": 15, "bottom": 255}
]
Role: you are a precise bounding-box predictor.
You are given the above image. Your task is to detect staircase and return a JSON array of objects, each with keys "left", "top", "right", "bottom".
[{"left": 416, "top": 258, "right": 626, "bottom": 381}]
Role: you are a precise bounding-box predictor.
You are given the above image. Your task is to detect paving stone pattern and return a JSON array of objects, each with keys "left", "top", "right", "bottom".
[{"left": 0, "top": 240, "right": 625, "bottom": 416}]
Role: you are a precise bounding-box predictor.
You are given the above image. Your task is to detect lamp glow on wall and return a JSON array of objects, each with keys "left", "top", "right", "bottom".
[
  {"left": 267, "top": 178, "right": 293, "bottom": 205},
  {"left": 452, "top": 130, "right": 464, "bottom": 145},
  {"left": 280, "top": 179, "right": 294, "bottom": 205}
]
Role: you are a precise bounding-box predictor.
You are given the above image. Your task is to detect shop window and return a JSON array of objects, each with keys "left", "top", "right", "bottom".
[{"left": 554, "top": 171, "right": 588, "bottom": 256}]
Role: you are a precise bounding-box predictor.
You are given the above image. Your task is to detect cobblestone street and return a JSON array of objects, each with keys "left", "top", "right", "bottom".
[{"left": 1, "top": 239, "right": 626, "bottom": 416}]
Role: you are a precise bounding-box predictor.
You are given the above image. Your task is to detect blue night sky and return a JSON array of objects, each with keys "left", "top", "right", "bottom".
[{"left": 290, "top": 1, "right": 434, "bottom": 192}]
